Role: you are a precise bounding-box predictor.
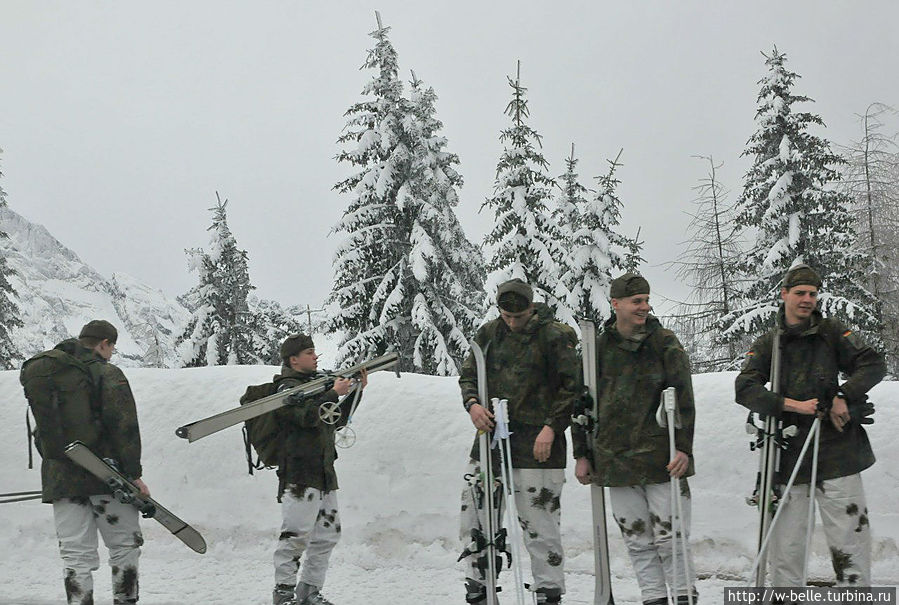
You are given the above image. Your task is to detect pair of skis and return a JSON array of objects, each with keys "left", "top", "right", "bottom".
[
  {"left": 466, "top": 341, "right": 522, "bottom": 605},
  {"left": 64, "top": 441, "right": 207, "bottom": 554},
  {"left": 175, "top": 352, "right": 399, "bottom": 443},
  {"left": 575, "top": 321, "right": 615, "bottom": 605}
]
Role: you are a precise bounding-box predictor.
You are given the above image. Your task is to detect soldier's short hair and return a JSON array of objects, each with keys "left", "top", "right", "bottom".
[{"left": 78, "top": 320, "right": 118, "bottom": 344}]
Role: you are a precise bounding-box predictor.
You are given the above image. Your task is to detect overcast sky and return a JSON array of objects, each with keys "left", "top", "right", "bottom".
[{"left": 2, "top": 2, "right": 897, "bottom": 317}]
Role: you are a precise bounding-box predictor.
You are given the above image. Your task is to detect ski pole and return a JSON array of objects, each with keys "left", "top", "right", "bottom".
[
  {"left": 493, "top": 398, "right": 527, "bottom": 605},
  {"left": 661, "top": 387, "right": 693, "bottom": 605},
  {"left": 801, "top": 418, "right": 821, "bottom": 584},
  {"left": 746, "top": 417, "right": 821, "bottom": 585}
]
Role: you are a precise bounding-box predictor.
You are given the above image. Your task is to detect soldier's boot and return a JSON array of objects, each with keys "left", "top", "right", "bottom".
[
  {"left": 297, "top": 582, "right": 335, "bottom": 605},
  {"left": 464, "top": 579, "right": 497, "bottom": 604},
  {"left": 273, "top": 583, "right": 297, "bottom": 605},
  {"left": 535, "top": 587, "right": 562, "bottom": 604},
  {"left": 643, "top": 599, "right": 668, "bottom": 605},
  {"left": 676, "top": 592, "right": 699, "bottom": 604}
]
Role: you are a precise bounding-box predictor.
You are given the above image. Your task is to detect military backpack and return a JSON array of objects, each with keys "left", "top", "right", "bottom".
[
  {"left": 20, "top": 345, "right": 105, "bottom": 466},
  {"left": 240, "top": 381, "right": 283, "bottom": 474}
]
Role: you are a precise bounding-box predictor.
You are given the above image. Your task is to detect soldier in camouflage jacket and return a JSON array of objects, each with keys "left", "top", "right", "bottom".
[
  {"left": 270, "top": 333, "right": 366, "bottom": 605},
  {"left": 573, "top": 274, "right": 697, "bottom": 605},
  {"left": 22, "top": 320, "right": 146, "bottom": 605},
  {"left": 735, "top": 264, "right": 886, "bottom": 587},
  {"left": 458, "top": 279, "right": 580, "bottom": 605}
]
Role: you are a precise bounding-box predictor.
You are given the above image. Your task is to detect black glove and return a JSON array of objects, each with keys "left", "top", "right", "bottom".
[{"left": 848, "top": 396, "right": 875, "bottom": 425}]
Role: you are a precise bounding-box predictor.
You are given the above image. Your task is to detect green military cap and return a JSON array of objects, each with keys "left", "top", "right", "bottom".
[
  {"left": 496, "top": 278, "right": 533, "bottom": 312},
  {"left": 280, "top": 333, "right": 315, "bottom": 361},
  {"left": 79, "top": 319, "right": 118, "bottom": 343},
  {"left": 783, "top": 263, "right": 822, "bottom": 289},
  {"left": 610, "top": 273, "right": 650, "bottom": 299}
]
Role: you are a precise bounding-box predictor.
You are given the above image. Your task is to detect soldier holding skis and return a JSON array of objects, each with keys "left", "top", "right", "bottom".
[
  {"left": 20, "top": 319, "right": 147, "bottom": 605},
  {"left": 573, "top": 273, "right": 698, "bottom": 605},
  {"left": 735, "top": 264, "right": 886, "bottom": 587},
  {"left": 270, "top": 333, "right": 367, "bottom": 605},
  {"left": 458, "top": 279, "right": 581, "bottom": 605}
]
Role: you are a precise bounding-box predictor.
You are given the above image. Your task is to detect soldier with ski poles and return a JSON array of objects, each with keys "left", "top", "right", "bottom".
[
  {"left": 736, "top": 264, "right": 885, "bottom": 588},
  {"left": 573, "top": 273, "right": 698, "bottom": 605},
  {"left": 458, "top": 278, "right": 581, "bottom": 605}
]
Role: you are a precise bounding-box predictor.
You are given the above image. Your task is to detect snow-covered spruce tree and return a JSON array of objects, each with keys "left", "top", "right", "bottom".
[
  {"left": 330, "top": 15, "right": 484, "bottom": 375},
  {"left": 0, "top": 149, "right": 22, "bottom": 369},
  {"left": 668, "top": 156, "right": 746, "bottom": 371},
  {"left": 399, "top": 72, "right": 485, "bottom": 375},
  {"left": 720, "top": 47, "right": 879, "bottom": 344},
  {"left": 245, "top": 297, "right": 306, "bottom": 366},
  {"left": 177, "top": 193, "right": 256, "bottom": 366},
  {"left": 482, "top": 63, "right": 574, "bottom": 326},
  {"left": 329, "top": 13, "right": 409, "bottom": 367},
  {"left": 553, "top": 143, "right": 588, "bottom": 310},
  {"left": 564, "top": 148, "right": 642, "bottom": 324},
  {"left": 841, "top": 103, "right": 899, "bottom": 371}
]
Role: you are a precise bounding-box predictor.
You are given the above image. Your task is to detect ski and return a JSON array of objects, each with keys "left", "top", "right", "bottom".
[
  {"left": 471, "top": 341, "right": 501, "bottom": 605},
  {"left": 175, "top": 352, "right": 399, "bottom": 442},
  {"left": 575, "top": 320, "right": 614, "bottom": 605},
  {"left": 63, "top": 441, "right": 207, "bottom": 554},
  {"left": 750, "top": 326, "right": 783, "bottom": 587},
  {"left": 0, "top": 490, "right": 42, "bottom": 504}
]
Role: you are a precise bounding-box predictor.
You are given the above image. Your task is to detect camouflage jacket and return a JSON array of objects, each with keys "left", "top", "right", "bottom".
[
  {"left": 572, "top": 316, "right": 695, "bottom": 487},
  {"left": 735, "top": 307, "right": 886, "bottom": 484},
  {"left": 458, "top": 303, "right": 581, "bottom": 469},
  {"left": 272, "top": 367, "right": 349, "bottom": 495},
  {"left": 32, "top": 340, "right": 143, "bottom": 503}
]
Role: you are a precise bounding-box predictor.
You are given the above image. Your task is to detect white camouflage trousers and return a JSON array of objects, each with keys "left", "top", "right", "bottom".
[
  {"left": 53, "top": 495, "right": 143, "bottom": 605},
  {"left": 274, "top": 485, "right": 341, "bottom": 590},
  {"left": 769, "top": 473, "right": 871, "bottom": 587},
  {"left": 460, "top": 460, "right": 566, "bottom": 594},
  {"left": 609, "top": 481, "right": 696, "bottom": 603}
]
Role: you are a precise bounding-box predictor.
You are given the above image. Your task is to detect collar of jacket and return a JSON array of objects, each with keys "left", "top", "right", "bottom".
[
  {"left": 54, "top": 338, "right": 105, "bottom": 362},
  {"left": 776, "top": 303, "right": 824, "bottom": 337},
  {"left": 275, "top": 366, "right": 321, "bottom": 381}
]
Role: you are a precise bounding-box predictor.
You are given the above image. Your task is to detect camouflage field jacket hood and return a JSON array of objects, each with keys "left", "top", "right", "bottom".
[
  {"left": 459, "top": 303, "right": 581, "bottom": 468},
  {"left": 735, "top": 305, "right": 886, "bottom": 483},
  {"left": 572, "top": 315, "right": 696, "bottom": 487},
  {"left": 272, "top": 367, "right": 347, "bottom": 495}
]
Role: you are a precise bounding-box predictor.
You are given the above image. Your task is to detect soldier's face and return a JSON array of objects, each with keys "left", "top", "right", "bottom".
[
  {"left": 499, "top": 306, "right": 535, "bottom": 332},
  {"left": 290, "top": 348, "right": 319, "bottom": 373},
  {"left": 612, "top": 294, "right": 651, "bottom": 329},
  {"left": 781, "top": 285, "right": 819, "bottom": 325},
  {"left": 95, "top": 339, "right": 116, "bottom": 360}
]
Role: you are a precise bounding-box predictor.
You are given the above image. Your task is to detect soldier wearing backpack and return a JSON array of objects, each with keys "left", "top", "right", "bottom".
[
  {"left": 572, "top": 274, "right": 698, "bottom": 605},
  {"left": 271, "top": 333, "right": 367, "bottom": 605},
  {"left": 20, "top": 319, "right": 148, "bottom": 605},
  {"left": 458, "top": 279, "right": 581, "bottom": 605}
]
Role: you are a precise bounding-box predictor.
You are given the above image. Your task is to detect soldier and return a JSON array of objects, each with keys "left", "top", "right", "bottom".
[
  {"left": 573, "top": 273, "right": 698, "bottom": 605},
  {"left": 458, "top": 278, "right": 581, "bottom": 605},
  {"left": 735, "top": 264, "right": 886, "bottom": 587},
  {"left": 270, "top": 333, "right": 367, "bottom": 605},
  {"left": 21, "top": 320, "right": 147, "bottom": 605}
]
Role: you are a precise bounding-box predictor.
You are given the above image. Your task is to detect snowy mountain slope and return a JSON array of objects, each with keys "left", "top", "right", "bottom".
[
  {"left": 1, "top": 368, "right": 896, "bottom": 604},
  {"left": 0, "top": 206, "right": 189, "bottom": 367}
]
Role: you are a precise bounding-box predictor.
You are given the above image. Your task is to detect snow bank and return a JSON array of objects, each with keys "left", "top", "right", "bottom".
[{"left": 1, "top": 367, "right": 896, "bottom": 603}]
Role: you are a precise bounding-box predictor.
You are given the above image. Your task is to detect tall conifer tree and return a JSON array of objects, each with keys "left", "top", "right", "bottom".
[
  {"left": 720, "top": 47, "right": 879, "bottom": 342},
  {"left": 482, "top": 63, "right": 573, "bottom": 325},
  {"left": 177, "top": 193, "right": 255, "bottom": 366}
]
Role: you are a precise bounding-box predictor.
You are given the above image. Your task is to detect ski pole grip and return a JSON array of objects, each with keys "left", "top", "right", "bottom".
[{"left": 662, "top": 387, "right": 676, "bottom": 411}]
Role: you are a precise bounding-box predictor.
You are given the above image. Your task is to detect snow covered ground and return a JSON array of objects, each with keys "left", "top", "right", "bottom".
[{"left": 1, "top": 366, "right": 896, "bottom": 604}]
